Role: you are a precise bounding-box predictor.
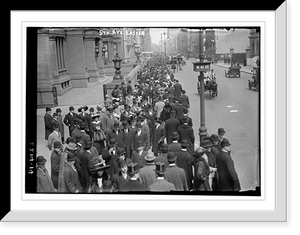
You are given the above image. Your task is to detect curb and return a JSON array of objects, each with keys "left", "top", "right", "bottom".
[{"left": 214, "top": 64, "right": 252, "bottom": 75}]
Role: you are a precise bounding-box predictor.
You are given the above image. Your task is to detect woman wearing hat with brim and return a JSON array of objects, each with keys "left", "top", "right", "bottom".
[
  {"left": 90, "top": 112, "right": 106, "bottom": 155},
  {"left": 88, "top": 157, "right": 111, "bottom": 193}
]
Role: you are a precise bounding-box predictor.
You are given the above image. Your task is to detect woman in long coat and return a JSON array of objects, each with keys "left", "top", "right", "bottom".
[{"left": 90, "top": 113, "right": 106, "bottom": 155}]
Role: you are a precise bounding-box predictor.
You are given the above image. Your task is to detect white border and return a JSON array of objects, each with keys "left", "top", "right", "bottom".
[{"left": 6, "top": 5, "right": 286, "bottom": 221}]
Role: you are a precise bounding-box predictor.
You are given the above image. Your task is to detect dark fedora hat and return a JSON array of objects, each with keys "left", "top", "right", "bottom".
[
  {"left": 84, "top": 139, "right": 93, "bottom": 150},
  {"left": 193, "top": 147, "right": 207, "bottom": 158},
  {"left": 69, "top": 106, "right": 75, "bottom": 111},
  {"left": 210, "top": 134, "right": 220, "bottom": 142},
  {"left": 167, "top": 152, "right": 177, "bottom": 162},
  {"left": 67, "top": 152, "right": 76, "bottom": 161},
  {"left": 56, "top": 108, "right": 62, "bottom": 113},
  {"left": 154, "top": 162, "right": 167, "bottom": 174},
  {"left": 154, "top": 117, "right": 162, "bottom": 123},
  {"left": 181, "top": 139, "right": 189, "bottom": 147},
  {"left": 36, "top": 155, "right": 47, "bottom": 164},
  {"left": 53, "top": 141, "right": 62, "bottom": 149},
  {"left": 117, "top": 148, "right": 126, "bottom": 156},
  {"left": 136, "top": 140, "right": 145, "bottom": 148},
  {"left": 117, "top": 158, "right": 127, "bottom": 168},
  {"left": 108, "top": 138, "right": 117, "bottom": 147},
  {"left": 221, "top": 138, "right": 231, "bottom": 147},
  {"left": 200, "top": 140, "right": 213, "bottom": 148},
  {"left": 218, "top": 127, "right": 226, "bottom": 135},
  {"left": 45, "top": 107, "right": 51, "bottom": 112},
  {"left": 161, "top": 143, "right": 169, "bottom": 151},
  {"left": 171, "top": 131, "right": 179, "bottom": 139},
  {"left": 127, "top": 162, "right": 139, "bottom": 175},
  {"left": 182, "top": 116, "right": 189, "bottom": 123}
]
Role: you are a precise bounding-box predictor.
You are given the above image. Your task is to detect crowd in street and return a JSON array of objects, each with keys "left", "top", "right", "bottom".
[{"left": 37, "top": 55, "right": 241, "bottom": 193}]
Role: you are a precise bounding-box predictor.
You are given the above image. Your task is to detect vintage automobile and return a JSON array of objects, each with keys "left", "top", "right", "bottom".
[
  {"left": 225, "top": 64, "right": 241, "bottom": 78},
  {"left": 197, "top": 76, "right": 218, "bottom": 99},
  {"left": 248, "top": 67, "right": 260, "bottom": 91}
]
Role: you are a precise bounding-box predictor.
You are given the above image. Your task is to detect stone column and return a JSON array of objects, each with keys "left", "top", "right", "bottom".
[
  {"left": 37, "top": 30, "right": 55, "bottom": 108},
  {"left": 84, "top": 31, "right": 100, "bottom": 83},
  {"left": 97, "top": 39, "right": 106, "bottom": 79},
  {"left": 66, "top": 30, "right": 89, "bottom": 88}
]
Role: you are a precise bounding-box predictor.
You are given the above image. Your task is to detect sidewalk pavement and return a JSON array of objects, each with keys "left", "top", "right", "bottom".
[
  {"left": 36, "top": 76, "right": 113, "bottom": 174},
  {"left": 215, "top": 62, "right": 254, "bottom": 74}
]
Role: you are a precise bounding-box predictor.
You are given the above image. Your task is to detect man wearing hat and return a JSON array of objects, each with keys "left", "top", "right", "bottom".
[
  {"left": 217, "top": 127, "right": 227, "bottom": 142},
  {"left": 44, "top": 107, "right": 53, "bottom": 140},
  {"left": 179, "top": 90, "right": 190, "bottom": 111},
  {"left": 154, "top": 143, "right": 169, "bottom": 168},
  {"left": 48, "top": 122, "right": 62, "bottom": 152},
  {"left": 216, "top": 139, "right": 241, "bottom": 191},
  {"left": 164, "top": 152, "right": 188, "bottom": 191},
  {"left": 177, "top": 116, "right": 195, "bottom": 155},
  {"left": 111, "top": 157, "right": 130, "bottom": 191},
  {"left": 168, "top": 132, "right": 182, "bottom": 153},
  {"left": 119, "top": 163, "right": 146, "bottom": 192},
  {"left": 201, "top": 139, "right": 218, "bottom": 190},
  {"left": 106, "top": 121, "right": 126, "bottom": 150},
  {"left": 139, "top": 115, "right": 151, "bottom": 150},
  {"left": 50, "top": 141, "right": 63, "bottom": 190},
  {"left": 132, "top": 140, "right": 148, "bottom": 168},
  {"left": 147, "top": 162, "right": 176, "bottom": 192},
  {"left": 102, "top": 105, "right": 115, "bottom": 134},
  {"left": 37, "top": 156, "right": 56, "bottom": 193},
  {"left": 178, "top": 109, "right": 193, "bottom": 127},
  {"left": 192, "top": 147, "right": 212, "bottom": 191},
  {"left": 139, "top": 152, "right": 157, "bottom": 189},
  {"left": 210, "top": 134, "right": 221, "bottom": 156},
  {"left": 132, "top": 121, "right": 149, "bottom": 152},
  {"left": 154, "top": 95, "right": 165, "bottom": 118},
  {"left": 152, "top": 118, "right": 165, "bottom": 156},
  {"left": 121, "top": 120, "right": 134, "bottom": 160},
  {"left": 111, "top": 148, "right": 132, "bottom": 177},
  {"left": 64, "top": 106, "right": 79, "bottom": 136},
  {"left": 164, "top": 109, "right": 180, "bottom": 144},
  {"left": 102, "top": 138, "right": 121, "bottom": 178},
  {"left": 73, "top": 122, "right": 91, "bottom": 148},
  {"left": 174, "top": 139, "right": 194, "bottom": 190},
  {"left": 64, "top": 152, "right": 82, "bottom": 193},
  {"left": 55, "top": 108, "right": 65, "bottom": 144}
]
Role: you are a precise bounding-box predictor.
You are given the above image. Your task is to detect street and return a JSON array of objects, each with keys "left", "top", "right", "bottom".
[{"left": 173, "top": 59, "right": 259, "bottom": 191}]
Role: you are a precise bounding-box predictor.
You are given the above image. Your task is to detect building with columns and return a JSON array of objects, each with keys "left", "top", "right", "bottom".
[{"left": 37, "top": 27, "right": 151, "bottom": 108}]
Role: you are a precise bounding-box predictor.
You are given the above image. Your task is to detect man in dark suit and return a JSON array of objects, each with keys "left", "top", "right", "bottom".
[
  {"left": 216, "top": 139, "right": 241, "bottom": 191},
  {"left": 132, "top": 121, "right": 149, "bottom": 152},
  {"left": 173, "top": 80, "right": 183, "bottom": 99},
  {"left": 174, "top": 140, "right": 194, "bottom": 191},
  {"left": 44, "top": 107, "right": 53, "bottom": 140},
  {"left": 78, "top": 105, "right": 90, "bottom": 136},
  {"left": 168, "top": 132, "right": 182, "bottom": 153},
  {"left": 106, "top": 121, "right": 126, "bottom": 149},
  {"left": 102, "top": 138, "right": 122, "bottom": 178},
  {"left": 132, "top": 140, "right": 148, "bottom": 168},
  {"left": 164, "top": 109, "right": 180, "bottom": 144},
  {"left": 177, "top": 116, "right": 195, "bottom": 155},
  {"left": 152, "top": 118, "right": 165, "bottom": 156},
  {"left": 63, "top": 106, "right": 78, "bottom": 136},
  {"left": 164, "top": 152, "right": 188, "bottom": 191},
  {"left": 178, "top": 110, "right": 193, "bottom": 127},
  {"left": 172, "top": 100, "right": 186, "bottom": 121},
  {"left": 180, "top": 90, "right": 190, "bottom": 111},
  {"left": 119, "top": 163, "right": 146, "bottom": 192},
  {"left": 154, "top": 143, "right": 169, "bottom": 168},
  {"left": 64, "top": 152, "right": 82, "bottom": 193},
  {"left": 139, "top": 152, "right": 157, "bottom": 189},
  {"left": 74, "top": 122, "right": 91, "bottom": 148},
  {"left": 112, "top": 158, "right": 130, "bottom": 191},
  {"left": 121, "top": 121, "right": 134, "bottom": 160}
]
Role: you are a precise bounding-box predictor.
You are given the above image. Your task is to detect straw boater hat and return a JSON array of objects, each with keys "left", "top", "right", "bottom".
[{"left": 145, "top": 152, "right": 156, "bottom": 162}]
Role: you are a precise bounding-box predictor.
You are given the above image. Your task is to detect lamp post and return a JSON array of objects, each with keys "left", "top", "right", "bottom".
[
  {"left": 112, "top": 52, "right": 124, "bottom": 81},
  {"left": 192, "top": 30, "right": 211, "bottom": 145}
]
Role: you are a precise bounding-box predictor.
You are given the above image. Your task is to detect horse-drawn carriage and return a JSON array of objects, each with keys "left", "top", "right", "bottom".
[
  {"left": 197, "top": 72, "right": 218, "bottom": 99},
  {"left": 225, "top": 64, "right": 241, "bottom": 78},
  {"left": 248, "top": 67, "right": 260, "bottom": 91}
]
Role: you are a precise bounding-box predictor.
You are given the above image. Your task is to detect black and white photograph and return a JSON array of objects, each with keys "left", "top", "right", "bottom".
[
  {"left": 29, "top": 26, "right": 261, "bottom": 195},
  {"left": 5, "top": 4, "right": 290, "bottom": 224}
]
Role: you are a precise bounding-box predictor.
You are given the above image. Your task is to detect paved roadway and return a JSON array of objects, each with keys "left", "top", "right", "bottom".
[{"left": 173, "top": 59, "right": 259, "bottom": 191}]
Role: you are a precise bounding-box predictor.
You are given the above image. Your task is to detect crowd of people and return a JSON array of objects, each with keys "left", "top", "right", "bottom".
[{"left": 37, "top": 56, "right": 241, "bottom": 193}]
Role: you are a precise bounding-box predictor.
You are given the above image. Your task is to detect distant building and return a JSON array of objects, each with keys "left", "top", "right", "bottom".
[{"left": 248, "top": 29, "right": 260, "bottom": 58}]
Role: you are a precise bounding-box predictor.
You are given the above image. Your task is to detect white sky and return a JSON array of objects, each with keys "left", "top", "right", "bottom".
[{"left": 150, "top": 28, "right": 168, "bottom": 44}]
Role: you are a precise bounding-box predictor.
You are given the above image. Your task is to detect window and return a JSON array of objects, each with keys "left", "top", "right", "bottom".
[
  {"left": 55, "top": 37, "right": 66, "bottom": 70},
  {"left": 113, "top": 43, "right": 117, "bottom": 56}
]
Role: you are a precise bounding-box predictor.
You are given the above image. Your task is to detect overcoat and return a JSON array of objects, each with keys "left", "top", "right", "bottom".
[
  {"left": 50, "top": 150, "right": 61, "bottom": 189},
  {"left": 63, "top": 112, "right": 79, "bottom": 136},
  {"left": 192, "top": 157, "right": 211, "bottom": 191},
  {"left": 165, "top": 164, "right": 188, "bottom": 191},
  {"left": 102, "top": 146, "right": 121, "bottom": 178},
  {"left": 147, "top": 178, "right": 176, "bottom": 192},
  {"left": 174, "top": 149, "right": 194, "bottom": 190},
  {"left": 64, "top": 163, "right": 82, "bottom": 193},
  {"left": 132, "top": 130, "right": 149, "bottom": 152},
  {"left": 79, "top": 150, "right": 93, "bottom": 193},
  {"left": 90, "top": 121, "right": 105, "bottom": 155},
  {"left": 178, "top": 116, "right": 193, "bottom": 127},
  {"left": 44, "top": 113, "right": 53, "bottom": 140},
  {"left": 74, "top": 130, "right": 90, "bottom": 146},
  {"left": 177, "top": 124, "right": 195, "bottom": 155},
  {"left": 37, "top": 168, "right": 56, "bottom": 193},
  {"left": 56, "top": 114, "right": 65, "bottom": 140},
  {"left": 132, "top": 150, "right": 148, "bottom": 168},
  {"left": 180, "top": 94, "right": 190, "bottom": 109},
  {"left": 106, "top": 129, "right": 126, "bottom": 149},
  {"left": 173, "top": 83, "right": 183, "bottom": 99},
  {"left": 48, "top": 131, "right": 62, "bottom": 151},
  {"left": 112, "top": 171, "right": 130, "bottom": 190},
  {"left": 168, "top": 142, "right": 182, "bottom": 153},
  {"left": 164, "top": 117, "right": 180, "bottom": 144},
  {"left": 122, "top": 128, "right": 134, "bottom": 160},
  {"left": 139, "top": 164, "right": 157, "bottom": 189},
  {"left": 152, "top": 123, "right": 165, "bottom": 155},
  {"left": 154, "top": 100, "right": 165, "bottom": 118},
  {"left": 119, "top": 179, "right": 146, "bottom": 192},
  {"left": 216, "top": 150, "right": 241, "bottom": 191},
  {"left": 154, "top": 153, "right": 169, "bottom": 169}
]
